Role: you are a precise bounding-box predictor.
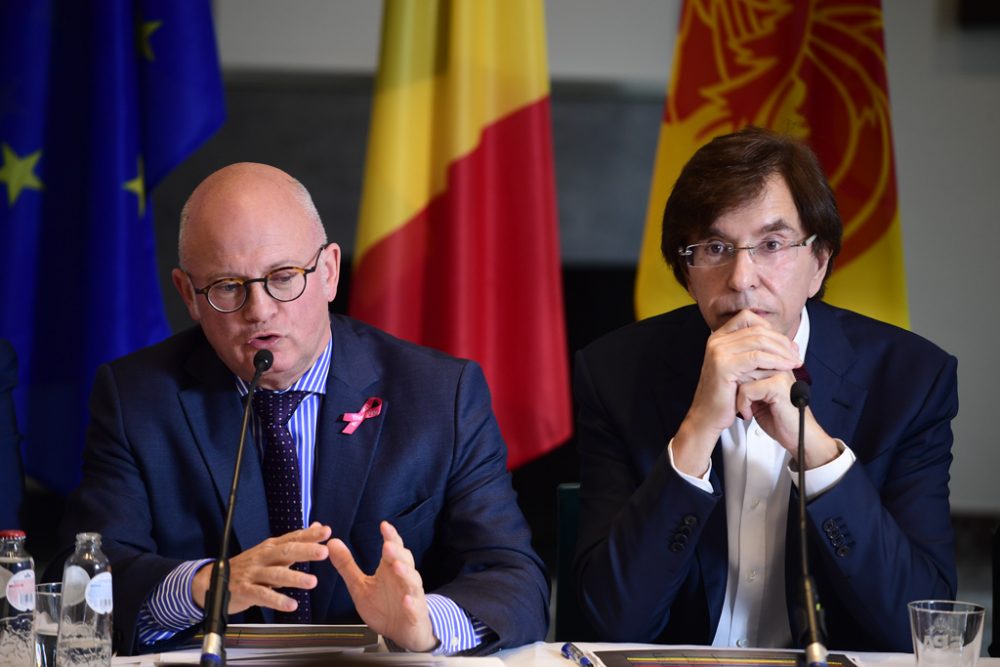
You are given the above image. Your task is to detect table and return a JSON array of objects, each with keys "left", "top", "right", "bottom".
[{"left": 496, "top": 642, "right": 1000, "bottom": 667}]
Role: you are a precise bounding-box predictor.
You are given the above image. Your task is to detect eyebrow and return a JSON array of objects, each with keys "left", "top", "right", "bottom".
[
  {"left": 201, "top": 259, "right": 304, "bottom": 284},
  {"left": 703, "top": 219, "right": 797, "bottom": 240}
]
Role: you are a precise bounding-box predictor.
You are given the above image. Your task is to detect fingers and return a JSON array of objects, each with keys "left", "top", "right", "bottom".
[
  {"left": 250, "top": 522, "right": 332, "bottom": 566},
  {"left": 327, "top": 538, "right": 366, "bottom": 587},
  {"left": 709, "top": 326, "right": 800, "bottom": 374},
  {"left": 716, "top": 309, "right": 767, "bottom": 333},
  {"left": 273, "top": 521, "right": 332, "bottom": 545},
  {"left": 734, "top": 373, "right": 793, "bottom": 420},
  {"left": 229, "top": 567, "right": 317, "bottom": 614},
  {"left": 218, "top": 524, "right": 331, "bottom": 614},
  {"left": 381, "top": 522, "right": 417, "bottom": 569}
]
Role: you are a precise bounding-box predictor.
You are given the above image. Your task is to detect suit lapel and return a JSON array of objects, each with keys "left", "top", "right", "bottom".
[
  {"left": 176, "top": 339, "right": 271, "bottom": 559},
  {"left": 310, "top": 316, "right": 384, "bottom": 616},
  {"left": 803, "top": 301, "right": 866, "bottom": 447}
]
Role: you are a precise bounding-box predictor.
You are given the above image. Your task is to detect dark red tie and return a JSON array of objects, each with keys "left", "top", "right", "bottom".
[
  {"left": 252, "top": 389, "right": 312, "bottom": 623},
  {"left": 793, "top": 364, "right": 812, "bottom": 385}
]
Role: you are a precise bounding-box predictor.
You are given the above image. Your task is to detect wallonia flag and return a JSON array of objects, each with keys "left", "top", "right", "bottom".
[
  {"left": 350, "top": 0, "right": 572, "bottom": 468},
  {"left": 635, "top": 0, "right": 908, "bottom": 329},
  {"left": 0, "top": 1, "right": 224, "bottom": 494}
]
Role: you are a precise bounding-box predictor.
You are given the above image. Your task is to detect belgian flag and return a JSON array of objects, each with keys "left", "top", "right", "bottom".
[{"left": 350, "top": 0, "right": 571, "bottom": 468}]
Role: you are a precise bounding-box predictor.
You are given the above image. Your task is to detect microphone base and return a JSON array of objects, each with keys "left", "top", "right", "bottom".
[
  {"left": 200, "top": 632, "right": 226, "bottom": 667},
  {"left": 804, "top": 641, "right": 828, "bottom": 667}
]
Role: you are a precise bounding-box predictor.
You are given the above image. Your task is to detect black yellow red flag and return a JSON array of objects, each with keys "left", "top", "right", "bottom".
[{"left": 350, "top": 0, "right": 571, "bottom": 468}]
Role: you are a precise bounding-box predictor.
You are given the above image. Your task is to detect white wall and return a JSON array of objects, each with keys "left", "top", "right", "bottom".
[{"left": 216, "top": 0, "right": 1000, "bottom": 514}]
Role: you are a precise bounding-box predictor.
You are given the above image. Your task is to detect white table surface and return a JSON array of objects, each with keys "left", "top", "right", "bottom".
[{"left": 496, "top": 641, "right": 1000, "bottom": 667}]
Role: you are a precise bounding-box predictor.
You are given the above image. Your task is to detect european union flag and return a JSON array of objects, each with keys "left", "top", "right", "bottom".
[{"left": 0, "top": 1, "right": 225, "bottom": 495}]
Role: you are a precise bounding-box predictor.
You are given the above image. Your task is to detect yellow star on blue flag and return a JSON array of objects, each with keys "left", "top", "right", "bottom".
[
  {"left": 137, "top": 19, "right": 163, "bottom": 61},
  {"left": 123, "top": 156, "right": 145, "bottom": 216},
  {"left": 0, "top": 142, "right": 43, "bottom": 206},
  {"left": 0, "top": 1, "right": 225, "bottom": 496}
]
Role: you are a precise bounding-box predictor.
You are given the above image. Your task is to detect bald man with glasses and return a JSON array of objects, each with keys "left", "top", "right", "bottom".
[{"left": 58, "top": 163, "right": 548, "bottom": 656}]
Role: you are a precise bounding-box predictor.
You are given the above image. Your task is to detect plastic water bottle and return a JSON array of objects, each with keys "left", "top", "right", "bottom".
[
  {"left": 55, "top": 533, "right": 112, "bottom": 667},
  {"left": 0, "top": 529, "right": 35, "bottom": 667}
]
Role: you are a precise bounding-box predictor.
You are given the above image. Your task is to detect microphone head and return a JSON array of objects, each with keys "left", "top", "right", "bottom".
[
  {"left": 253, "top": 349, "right": 274, "bottom": 372},
  {"left": 790, "top": 380, "right": 810, "bottom": 409}
]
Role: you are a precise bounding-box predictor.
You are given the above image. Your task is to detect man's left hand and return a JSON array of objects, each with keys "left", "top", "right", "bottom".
[
  {"left": 737, "top": 371, "right": 839, "bottom": 469},
  {"left": 327, "top": 521, "right": 437, "bottom": 652}
]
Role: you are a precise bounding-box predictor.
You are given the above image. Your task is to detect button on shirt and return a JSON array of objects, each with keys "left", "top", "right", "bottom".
[
  {"left": 667, "top": 307, "right": 856, "bottom": 648},
  {"left": 137, "top": 339, "right": 486, "bottom": 654}
]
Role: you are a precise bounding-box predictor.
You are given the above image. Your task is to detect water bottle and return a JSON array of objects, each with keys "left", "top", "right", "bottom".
[
  {"left": 55, "top": 533, "right": 112, "bottom": 667},
  {"left": 0, "top": 529, "right": 35, "bottom": 667}
]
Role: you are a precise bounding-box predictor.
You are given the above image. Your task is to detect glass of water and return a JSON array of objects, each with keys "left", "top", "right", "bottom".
[
  {"left": 35, "top": 582, "right": 61, "bottom": 667},
  {"left": 908, "top": 600, "right": 985, "bottom": 667}
]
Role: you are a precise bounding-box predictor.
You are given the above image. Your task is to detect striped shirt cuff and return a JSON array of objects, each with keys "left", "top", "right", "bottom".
[
  {"left": 137, "top": 559, "right": 211, "bottom": 647},
  {"left": 425, "top": 594, "right": 491, "bottom": 655}
]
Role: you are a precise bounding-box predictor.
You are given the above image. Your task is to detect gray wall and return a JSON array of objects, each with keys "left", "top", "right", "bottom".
[{"left": 166, "top": 0, "right": 998, "bottom": 513}]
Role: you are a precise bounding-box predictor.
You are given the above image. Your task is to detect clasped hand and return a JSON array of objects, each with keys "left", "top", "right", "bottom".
[
  {"left": 672, "top": 310, "right": 838, "bottom": 475},
  {"left": 192, "top": 520, "right": 437, "bottom": 653}
]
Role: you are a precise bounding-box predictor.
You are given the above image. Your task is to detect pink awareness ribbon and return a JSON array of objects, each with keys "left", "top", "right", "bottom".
[{"left": 340, "top": 397, "right": 383, "bottom": 434}]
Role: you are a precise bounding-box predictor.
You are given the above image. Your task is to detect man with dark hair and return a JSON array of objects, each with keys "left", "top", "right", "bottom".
[{"left": 574, "top": 126, "right": 957, "bottom": 651}]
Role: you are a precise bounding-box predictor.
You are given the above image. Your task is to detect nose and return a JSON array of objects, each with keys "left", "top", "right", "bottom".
[
  {"left": 241, "top": 281, "right": 277, "bottom": 322},
  {"left": 726, "top": 247, "right": 759, "bottom": 292}
]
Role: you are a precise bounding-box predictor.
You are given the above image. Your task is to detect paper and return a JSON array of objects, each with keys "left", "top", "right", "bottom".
[
  {"left": 112, "top": 624, "right": 379, "bottom": 665},
  {"left": 594, "top": 648, "right": 861, "bottom": 667}
]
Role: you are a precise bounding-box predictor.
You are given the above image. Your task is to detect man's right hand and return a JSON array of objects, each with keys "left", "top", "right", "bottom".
[
  {"left": 671, "top": 310, "right": 802, "bottom": 477},
  {"left": 191, "top": 522, "right": 332, "bottom": 615}
]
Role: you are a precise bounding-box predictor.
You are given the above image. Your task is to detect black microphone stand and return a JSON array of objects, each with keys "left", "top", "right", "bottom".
[
  {"left": 791, "top": 380, "right": 828, "bottom": 667},
  {"left": 200, "top": 349, "right": 273, "bottom": 667}
]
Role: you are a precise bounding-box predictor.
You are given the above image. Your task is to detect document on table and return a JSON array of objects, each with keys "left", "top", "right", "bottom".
[
  {"left": 593, "top": 648, "right": 861, "bottom": 667},
  {"left": 112, "top": 623, "right": 380, "bottom": 665},
  {"left": 114, "top": 652, "right": 506, "bottom": 666}
]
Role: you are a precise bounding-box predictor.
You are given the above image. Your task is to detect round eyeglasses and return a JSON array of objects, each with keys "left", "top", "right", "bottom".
[
  {"left": 679, "top": 234, "right": 817, "bottom": 269},
  {"left": 190, "top": 244, "right": 330, "bottom": 313}
]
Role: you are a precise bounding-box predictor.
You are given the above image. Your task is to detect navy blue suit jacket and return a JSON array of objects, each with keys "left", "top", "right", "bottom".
[
  {"left": 1, "top": 339, "right": 23, "bottom": 529},
  {"left": 573, "top": 301, "right": 957, "bottom": 651},
  {"left": 60, "top": 315, "right": 549, "bottom": 655}
]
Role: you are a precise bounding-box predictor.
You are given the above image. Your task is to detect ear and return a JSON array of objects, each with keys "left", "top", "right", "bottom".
[
  {"left": 319, "top": 243, "right": 342, "bottom": 303},
  {"left": 172, "top": 268, "right": 202, "bottom": 321},
  {"left": 807, "top": 247, "right": 831, "bottom": 298}
]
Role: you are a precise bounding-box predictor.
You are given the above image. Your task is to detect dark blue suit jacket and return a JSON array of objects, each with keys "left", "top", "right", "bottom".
[
  {"left": 59, "top": 315, "right": 549, "bottom": 655},
  {"left": 1, "top": 339, "right": 23, "bottom": 529},
  {"left": 573, "top": 301, "right": 957, "bottom": 651}
]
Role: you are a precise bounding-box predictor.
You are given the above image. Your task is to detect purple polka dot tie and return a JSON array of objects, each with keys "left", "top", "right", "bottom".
[{"left": 252, "top": 389, "right": 312, "bottom": 623}]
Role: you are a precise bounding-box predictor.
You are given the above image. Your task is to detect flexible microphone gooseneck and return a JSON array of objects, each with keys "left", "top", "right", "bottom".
[
  {"left": 790, "top": 380, "right": 828, "bottom": 667},
  {"left": 200, "top": 349, "right": 273, "bottom": 667}
]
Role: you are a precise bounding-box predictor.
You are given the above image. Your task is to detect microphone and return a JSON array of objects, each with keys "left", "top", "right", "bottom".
[
  {"left": 201, "top": 349, "right": 273, "bottom": 667},
  {"left": 790, "top": 379, "right": 828, "bottom": 667},
  {"left": 790, "top": 379, "right": 810, "bottom": 409}
]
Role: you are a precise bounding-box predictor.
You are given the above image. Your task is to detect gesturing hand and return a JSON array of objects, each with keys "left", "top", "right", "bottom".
[
  {"left": 327, "top": 521, "right": 437, "bottom": 653},
  {"left": 192, "top": 522, "right": 332, "bottom": 615}
]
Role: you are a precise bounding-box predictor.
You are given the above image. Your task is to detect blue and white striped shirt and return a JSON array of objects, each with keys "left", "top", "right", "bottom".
[{"left": 138, "top": 339, "right": 487, "bottom": 654}]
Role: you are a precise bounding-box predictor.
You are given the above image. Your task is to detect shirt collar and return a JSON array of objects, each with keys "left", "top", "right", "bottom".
[
  {"left": 793, "top": 305, "right": 811, "bottom": 359},
  {"left": 234, "top": 337, "right": 332, "bottom": 397}
]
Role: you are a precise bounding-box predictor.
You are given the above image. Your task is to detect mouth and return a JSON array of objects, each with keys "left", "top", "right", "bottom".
[
  {"left": 721, "top": 306, "right": 766, "bottom": 316},
  {"left": 247, "top": 333, "right": 281, "bottom": 349}
]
